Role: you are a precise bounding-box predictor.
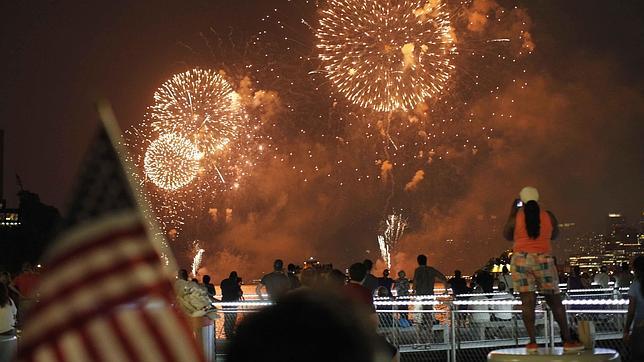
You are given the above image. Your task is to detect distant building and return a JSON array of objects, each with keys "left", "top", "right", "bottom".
[
  {"left": 471, "top": 214, "right": 500, "bottom": 251},
  {"left": 552, "top": 222, "right": 576, "bottom": 261},
  {"left": 566, "top": 213, "right": 643, "bottom": 272},
  {"left": 568, "top": 255, "right": 602, "bottom": 273},
  {"left": 607, "top": 213, "right": 626, "bottom": 237},
  {"left": 0, "top": 208, "right": 20, "bottom": 227},
  {"left": 0, "top": 205, "right": 23, "bottom": 271},
  {"left": 640, "top": 211, "right": 644, "bottom": 245},
  {"left": 0, "top": 189, "right": 60, "bottom": 272}
]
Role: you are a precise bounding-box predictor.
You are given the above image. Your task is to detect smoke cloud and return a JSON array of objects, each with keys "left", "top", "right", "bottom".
[
  {"left": 404, "top": 170, "right": 425, "bottom": 192},
  {"left": 380, "top": 160, "right": 394, "bottom": 182},
  {"left": 172, "top": 2, "right": 643, "bottom": 282},
  {"left": 3, "top": 0, "right": 640, "bottom": 286},
  {"left": 465, "top": 0, "right": 500, "bottom": 33},
  {"left": 391, "top": 57, "right": 644, "bottom": 275}
]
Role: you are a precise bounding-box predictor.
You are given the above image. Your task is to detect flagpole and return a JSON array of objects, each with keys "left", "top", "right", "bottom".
[{"left": 96, "top": 100, "right": 179, "bottom": 276}]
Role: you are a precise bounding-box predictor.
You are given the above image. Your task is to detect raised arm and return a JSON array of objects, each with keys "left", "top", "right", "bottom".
[
  {"left": 255, "top": 282, "right": 265, "bottom": 300},
  {"left": 411, "top": 270, "right": 417, "bottom": 294},
  {"left": 435, "top": 269, "right": 449, "bottom": 292},
  {"left": 436, "top": 269, "right": 448, "bottom": 284},
  {"left": 547, "top": 211, "right": 560, "bottom": 240},
  {"left": 503, "top": 199, "right": 521, "bottom": 241}
]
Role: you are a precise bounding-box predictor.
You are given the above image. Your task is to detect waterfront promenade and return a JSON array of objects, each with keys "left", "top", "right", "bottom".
[{"left": 208, "top": 285, "right": 630, "bottom": 361}]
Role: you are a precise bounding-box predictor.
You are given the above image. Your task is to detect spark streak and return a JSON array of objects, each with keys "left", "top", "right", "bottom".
[
  {"left": 378, "top": 213, "right": 408, "bottom": 269},
  {"left": 192, "top": 242, "right": 205, "bottom": 277}
]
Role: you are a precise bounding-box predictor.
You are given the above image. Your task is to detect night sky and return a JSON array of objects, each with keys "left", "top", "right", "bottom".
[{"left": 2, "top": 1, "right": 643, "bottom": 276}]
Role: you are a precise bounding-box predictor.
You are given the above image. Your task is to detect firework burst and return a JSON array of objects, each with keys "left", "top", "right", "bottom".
[
  {"left": 120, "top": 0, "right": 533, "bottom": 270},
  {"left": 285, "top": 0, "right": 529, "bottom": 193},
  {"left": 150, "top": 68, "right": 242, "bottom": 156},
  {"left": 316, "top": 0, "right": 457, "bottom": 112},
  {"left": 143, "top": 133, "right": 203, "bottom": 191},
  {"left": 123, "top": 68, "right": 271, "bottom": 239}
]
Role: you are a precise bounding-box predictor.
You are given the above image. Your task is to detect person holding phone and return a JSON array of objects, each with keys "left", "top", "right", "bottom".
[{"left": 503, "top": 186, "right": 583, "bottom": 352}]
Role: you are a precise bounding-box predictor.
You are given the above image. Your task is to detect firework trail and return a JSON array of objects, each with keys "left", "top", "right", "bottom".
[
  {"left": 191, "top": 241, "right": 206, "bottom": 277},
  {"left": 378, "top": 212, "right": 408, "bottom": 269}
]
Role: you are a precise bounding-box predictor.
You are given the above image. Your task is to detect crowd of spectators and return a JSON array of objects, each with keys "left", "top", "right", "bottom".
[
  {"left": 0, "top": 262, "right": 40, "bottom": 337},
  {"left": 175, "top": 250, "right": 644, "bottom": 360},
  {"left": 2, "top": 251, "right": 642, "bottom": 361}
]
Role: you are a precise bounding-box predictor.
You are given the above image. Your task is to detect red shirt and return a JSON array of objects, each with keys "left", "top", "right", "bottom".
[
  {"left": 513, "top": 209, "right": 553, "bottom": 253},
  {"left": 343, "top": 282, "right": 375, "bottom": 313},
  {"left": 14, "top": 272, "right": 40, "bottom": 298}
]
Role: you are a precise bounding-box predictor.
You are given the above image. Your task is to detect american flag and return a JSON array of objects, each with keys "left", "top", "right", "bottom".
[{"left": 18, "top": 120, "right": 204, "bottom": 362}]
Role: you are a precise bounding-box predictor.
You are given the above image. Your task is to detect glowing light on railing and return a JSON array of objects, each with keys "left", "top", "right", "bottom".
[
  {"left": 452, "top": 292, "right": 510, "bottom": 298},
  {"left": 213, "top": 293, "right": 268, "bottom": 300},
  {"left": 567, "top": 288, "right": 615, "bottom": 293},
  {"left": 562, "top": 299, "right": 628, "bottom": 305},
  {"left": 209, "top": 298, "right": 628, "bottom": 309},
  {"left": 565, "top": 309, "right": 627, "bottom": 314},
  {"left": 213, "top": 301, "right": 273, "bottom": 307},
  {"left": 374, "top": 300, "right": 442, "bottom": 306},
  {"left": 453, "top": 300, "right": 521, "bottom": 305},
  {"left": 374, "top": 294, "right": 444, "bottom": 301},
  {"left": 590, "top": 282, "right": 615, "bottom": 286}
]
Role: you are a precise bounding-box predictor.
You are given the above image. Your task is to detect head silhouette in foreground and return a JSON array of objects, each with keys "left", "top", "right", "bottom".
[{"left": 226, "top": 289, "right": 383, "bottom": 362}]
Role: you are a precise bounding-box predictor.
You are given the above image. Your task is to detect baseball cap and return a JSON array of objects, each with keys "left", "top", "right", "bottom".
[{"left": 519, "top": 186, "right": 539, "bottom": 203}]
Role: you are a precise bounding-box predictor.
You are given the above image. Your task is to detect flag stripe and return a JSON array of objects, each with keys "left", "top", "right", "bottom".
[
  {"left": 78, "top": 324, "right": 103, "bottom": 362},
  {"left": 46, "top": 223, "right": 146, "bottom": 271},
  {"left": 89, "top": 317, "right": 130, "bottom": 362},
  {"left": 52, "top": 341, "right": 65, "bottom": 362},
  {"left": 25, "top": 264, "right": 163, "bottom": 346},
  {"left": 117, "top": 308, "right": 165, "bottom": 362},
  {"left": 59, "top": 331, "right": 90, "bottom": 362},
  {"left": 45, "top": 211, "right": 140, "bottom": 261},
  {"left": 40, "top": 234, "right": 155, "bottom": 298},
  {"left": 138, "top": 308, "right": 174, "bottom": 362},
  {"left": 175, "top": 308, "right": 205, "bottom": 360},
  {"left": 107, "top": 313, "right": 140, "bottom": 362},
  {"left": 154, "top": 305, "right": 203, "bottom": 361},
  {"left": 31, "top": 250, "right": 162, "bottom": 317},
  {"left": 27, "top": 262, "right": 162, "bottom": 344},
  {"left": 19, "top": 280, "right": 171, "bottom": 354},
  {"left": 32, "top": 344, "right": 57, "bottom": 362}
]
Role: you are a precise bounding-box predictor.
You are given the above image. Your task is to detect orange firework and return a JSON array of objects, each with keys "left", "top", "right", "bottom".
[{"left": 316, "top": 0, "right": 457, "bottom": 112}]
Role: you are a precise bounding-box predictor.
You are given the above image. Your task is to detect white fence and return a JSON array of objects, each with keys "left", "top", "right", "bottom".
[{"left": 212, "top": 291, "right": 631, "bottom": 361}]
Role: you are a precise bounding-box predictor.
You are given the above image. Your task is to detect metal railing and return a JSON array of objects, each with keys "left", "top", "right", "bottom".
[{"left": 211, "top": 292, "right": 630, "bottom": 362}]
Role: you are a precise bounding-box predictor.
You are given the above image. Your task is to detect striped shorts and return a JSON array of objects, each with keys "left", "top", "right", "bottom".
[{"left": 510, "top": 252, "right": 560, "bottom": 294}]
